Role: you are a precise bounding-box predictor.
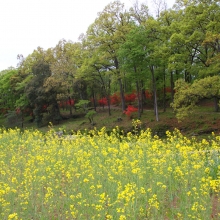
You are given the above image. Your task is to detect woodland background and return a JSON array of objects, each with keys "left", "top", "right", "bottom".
[{"left": 0, "top": 0, "right": 220, "bottom": 131}]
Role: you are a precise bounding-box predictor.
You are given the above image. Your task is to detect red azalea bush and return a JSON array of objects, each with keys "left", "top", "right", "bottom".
[
  {"left": 98, "top": 97, "right": 108, "bottom": 108},
  {"left": 165, "top": 87, "right": 172, "bottom": 93},
  {"left": 124, "top": 105, "right": 138, "bottom": 119},
  {"left": 125, "top": 92, "right": 136, "bottom": 103},
  {"left": 110, "top": 93, "right": 120, "bottom": 105},
  {"left": 164, "top": 87, "right": 175, "bottom": 93},
  {"left": 15, "top": 107, "right": 33, "bottom": 116},
  {"left": 67, "top": 99, "right": 75, "bottom": 106},
  {"left": 59, "top": 99, "right": 75, "bottom": 108}
]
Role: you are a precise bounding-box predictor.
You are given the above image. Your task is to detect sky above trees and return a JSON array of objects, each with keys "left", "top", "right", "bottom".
[{"left": 0, "top": 0, "right": 175, "bottom": 71}]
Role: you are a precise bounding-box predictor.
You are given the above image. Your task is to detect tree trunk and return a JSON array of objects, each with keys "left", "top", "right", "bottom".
[
  {"left": 170, "top": 71, "right": 175, "bottom": 102},
  {"left": 118, "top": 78, "right": 126, "bottom": 111},
  {"left": 136, "top": 81, "right": 141, "bottom": 119},
  {"left": 184, "top": 70, "right": 191, "bottom": 83},
  {"left": 107, "top": 80, "right": 111, "bottom": 116},
  {"left": 163, "top": 69, "right": 166, "bottom": 112},
  {"left": 123, "top": 71, "right": 127, "bottom": 94},
  {"left": 115, "top": 58, "right": 126, "bottom": 111},
  {"left": 52, "top": 101, "right": 62, "bottom": 124},
  {"left": 133, "top": 66, "right": 141, "bottom": 119},
  {"left": 151, "top": 66, "right": 159, "bottom": 122},
  {"left": 140, "top": 80, "right": 145, "bottom": 113},
  {"left": 68, "top": 96, "right": 73, "bottom": 116},
  {"left": 92, "top": 89, "right": 97, "bottom": 111},
  {"left": 21, "top": 110, "right": 24, "bottom": 128},
  {"left": 214, "top": 97, "right": 219, "bottom": 112}
]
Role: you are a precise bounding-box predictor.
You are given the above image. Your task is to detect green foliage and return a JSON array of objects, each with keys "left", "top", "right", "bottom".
[
  {"left": 75, "top": 100, "right": 90, "bottom": 112},
  {"left": 171, "top": 76, "right": 220, "bottom": 121},
  {"left": 15, "top": 95, "right": 29, "bottom": 110},
  {"left": 1, "top": 0, "right": 220, "bottom": 126},
  {"left": 0, "top": 69, "right": 19, "bottom": 110},
  {"left": 85, "top": 110, "right": 97, "bottom": 124}
]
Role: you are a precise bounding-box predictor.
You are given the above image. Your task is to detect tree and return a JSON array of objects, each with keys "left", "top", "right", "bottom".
[
  {"left": 78, "top": 41, "right": 115, "bottom": 116},
  {"left": 151, "top": 0, "right": 168, "bottom": 18},
  {"left": 25, "top": 59, "right": 52, "bottom": 126},
  {"left": 85, "top": 1, "right": 133, "bottom": 112},
  {"left": 168, "top": 0, "right": 220, "bottom": 81},
  {"left": 19, "top": 47, "right": 66, "bottom": 126},
  {"left": 129, "top": 1, "right": 150, "bottom": 24},
  {"left": 50, "top": 39, "right": 82, "bottom": 116},
  {"left": 118, "top": 25, "right": 147, "bottom": 118},
  {"left": 167, "top": 0, "right": 220, "bottom": 111},
  {"left": 171, "top": 75, "right": 220, "bottom": 121},
  {"left": 0, "top": 69, "right": 19, "bottom": 111}
]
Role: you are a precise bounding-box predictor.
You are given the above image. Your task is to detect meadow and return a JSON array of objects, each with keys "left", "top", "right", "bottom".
[{"left": 0, "top": 120, "right": 220, "bottom": 219}]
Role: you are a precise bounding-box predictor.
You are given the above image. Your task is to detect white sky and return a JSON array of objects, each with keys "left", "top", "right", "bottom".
[{"left": 0, "top": 0, "right": 175, "bottom": 71}]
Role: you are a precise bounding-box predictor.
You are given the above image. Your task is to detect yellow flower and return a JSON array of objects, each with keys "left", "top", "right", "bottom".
[
  {"left": 105, "top": 214, "right": 113, "bottom": 219},
  {"left": 83, "top": 178, "right": 89, "bottom": 183},
  {"left": 119, "top": 215, "right": 126, "bottom": 220},
  {"left": 140, "top": 187, "right": 146, "bottom": 194},
  {"left": 8, "top": 213, "right": 18, "bottom": 220}
]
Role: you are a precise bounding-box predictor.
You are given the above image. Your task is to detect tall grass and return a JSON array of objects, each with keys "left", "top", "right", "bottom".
[{"left": 0, "top": 121, "right": 219, "bottom": 219}]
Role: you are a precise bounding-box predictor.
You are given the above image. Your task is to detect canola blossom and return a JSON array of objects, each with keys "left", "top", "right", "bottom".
[{"left": 0, "top": 124, "right": 220, "bottom": 219}]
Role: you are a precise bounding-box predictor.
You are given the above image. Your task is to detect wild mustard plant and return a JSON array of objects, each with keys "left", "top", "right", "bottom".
[{"left": 0, "top": 127, "right": 219, "bottom": 219}]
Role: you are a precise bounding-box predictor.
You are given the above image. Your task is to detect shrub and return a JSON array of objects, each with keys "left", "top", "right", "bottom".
[{"left": 124, "top": 105, "right": 138, "bottom": 119}]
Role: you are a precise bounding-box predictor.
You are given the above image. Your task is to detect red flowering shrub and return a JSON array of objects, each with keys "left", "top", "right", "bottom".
[
  {"left": 124, "top": 105, "right": 138, "bottom": 118},
  {"left": 165, "top": 87, "right": 172, "bottom": 93},
  {"left": 67, "top": 99, "right": 75, "bottom": 106},
  {"left": 164, "top": 87, "right": 175, "bottom": 93},
  {"left": 125, "top": 93, "right": 136, "bottom": 103},
  {"left": 110, "top": 93, "right": 120, "bottom": 105},
  {"left": 59, "top": 99, "right": 75, "bottom": 108},
  {"left": 98, "top": 97, "right": 108, "bottom": 107}
]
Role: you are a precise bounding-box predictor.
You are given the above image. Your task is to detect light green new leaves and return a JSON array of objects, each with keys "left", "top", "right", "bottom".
[{"left": 171, "top": 75, "right": 220, "bottom": 121}]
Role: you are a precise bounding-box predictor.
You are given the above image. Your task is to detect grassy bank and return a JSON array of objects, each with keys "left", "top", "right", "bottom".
[{"left": 1, "top": 100, "right": 220, "bottom": 138}]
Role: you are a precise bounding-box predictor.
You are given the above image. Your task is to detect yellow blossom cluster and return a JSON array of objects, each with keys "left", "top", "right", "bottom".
[{"left": 0, "top": 127, "right": 219, "bottom": 219}]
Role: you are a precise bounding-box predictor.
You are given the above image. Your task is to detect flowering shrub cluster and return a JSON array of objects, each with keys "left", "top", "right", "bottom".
[
  {"left": 59, "top": 99, "right": 75, "bottom": 108},
  {"left": 0, "top": 127, "right": 220, "bottom": 219},
  {"left": 98, "top": 97, "right": 108, "bottom": 108},
  {"left": 96, "top": 90, "right": 162, "bottom": 108},
  {"left": 125, "top": 92, "right": 136, "bottom": 103},
  {"left": 124, "top": 105, "right": 138, "bottom": 118},
  {"left": 110, "top": 93, "right": 121, "bottom": 105}
]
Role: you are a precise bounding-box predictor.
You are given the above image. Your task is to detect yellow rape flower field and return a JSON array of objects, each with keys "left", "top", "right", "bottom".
[{"left": 0, "top": 121, "right": 220, "bottom": 219}]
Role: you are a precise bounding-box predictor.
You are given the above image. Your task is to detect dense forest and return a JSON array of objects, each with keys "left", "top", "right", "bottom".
[{"left": 0, "top": 0, "right": 220, "bottom": 127}]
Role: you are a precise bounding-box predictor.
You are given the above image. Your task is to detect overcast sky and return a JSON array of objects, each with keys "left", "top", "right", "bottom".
[{"left": 0, "top": 0, "right": 175, "bottom": 71}]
